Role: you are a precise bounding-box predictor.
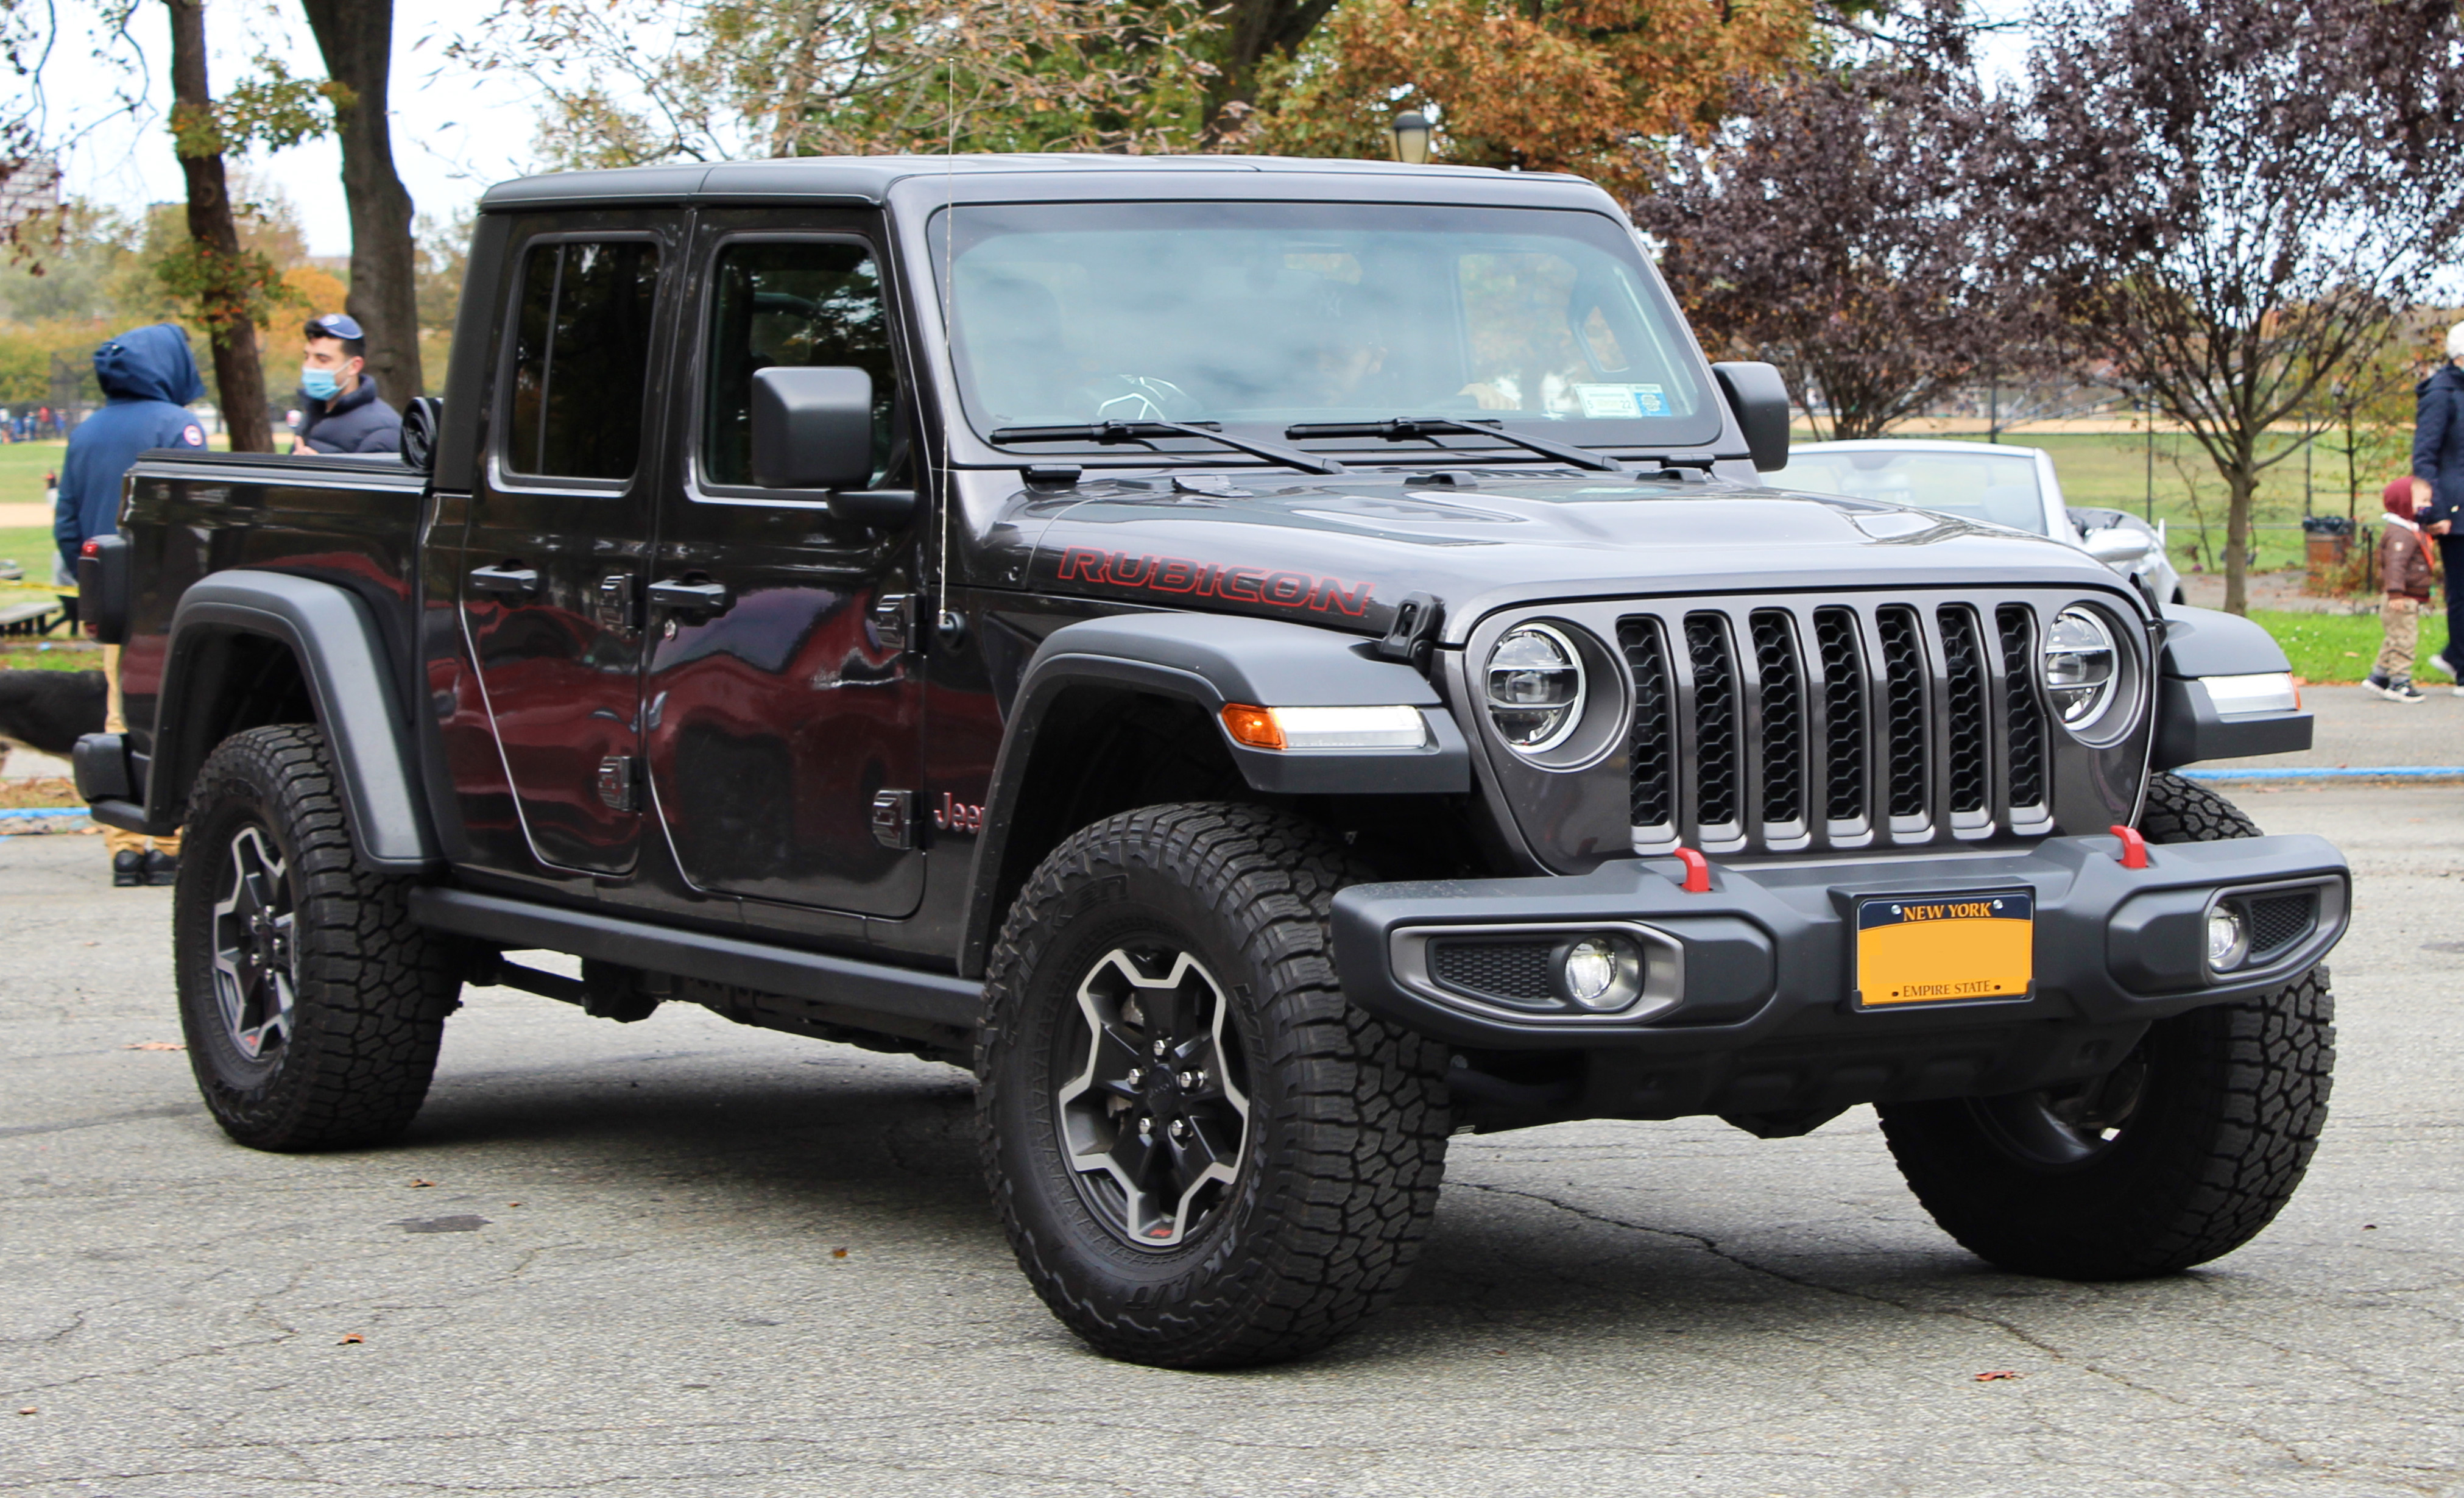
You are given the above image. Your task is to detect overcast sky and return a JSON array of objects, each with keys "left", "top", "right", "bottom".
[{"left": 40, "top": 1, "right": 2044, "bottom": 260}]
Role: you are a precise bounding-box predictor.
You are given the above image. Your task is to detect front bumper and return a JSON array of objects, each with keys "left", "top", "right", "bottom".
[{"left": 1332, "top": 833, "right": 2346, "bottom": 1121}]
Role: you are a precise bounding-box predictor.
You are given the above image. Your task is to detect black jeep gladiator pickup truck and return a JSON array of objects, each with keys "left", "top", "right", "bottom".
[{"left": 75, "top": 154, "right": 2345, "bottom": 1369}]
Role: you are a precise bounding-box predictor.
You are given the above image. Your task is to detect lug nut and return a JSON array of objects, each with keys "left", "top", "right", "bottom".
[
  {"left": 1138, "top": 1117, "right": 1153, "bottom": 1140},
  {"left": 1168, "top": 1119, "right": 1188, "bottom": 1141},
  {"left": 1152, "top": 1038, "right": 1167, "bottom": 1058},
  {"left": 1176, "top": 1070, "right": 1196, "bottom": 1089},
  {"left": 1125, "top": 1067, "right": 1143, "bottom": 1087}
]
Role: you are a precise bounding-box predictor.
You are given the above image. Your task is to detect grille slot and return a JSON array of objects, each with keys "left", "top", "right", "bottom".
[
  {"left": 1876, "top": 606, "right": 1930, "bottom": 822},
  {"left": 1686, "top": 613, "right": 1742, "bottom": 831},
  {"left": 1619, "top": 617, "right": 1676, "bottom": 833},
  {"left": 1813, "top": 608, "right": 1867, "bottom": 826},
  {"left": 1997, "top": 605, "right": 2048, "bottom": 811},
  {"left": 1751, "top": 610, "right": 1806, "bottom": 828},
  {"left": 1938, "top": 606, "right": 1990, "bottom": 818},
  {"left": 1429, "top": 939, "right": 1557, "bottom": 1007},
  {"left": 2245, "top": 891, "right": 2317, "bottom": 958}
]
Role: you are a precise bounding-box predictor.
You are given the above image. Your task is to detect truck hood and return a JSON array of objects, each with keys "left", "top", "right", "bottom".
[{"left": 1005, "top": 468, "right": 2133, "bottom": 643}]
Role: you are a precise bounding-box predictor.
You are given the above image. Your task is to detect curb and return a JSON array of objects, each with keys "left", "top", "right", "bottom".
[{"left": 2181, "top": 766, "right": 2464, "bottom": 782}]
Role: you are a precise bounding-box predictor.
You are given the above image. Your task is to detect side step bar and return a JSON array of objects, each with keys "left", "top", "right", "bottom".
[{"left": 408, "top": 886, "right": 981, "bottom": 1031}]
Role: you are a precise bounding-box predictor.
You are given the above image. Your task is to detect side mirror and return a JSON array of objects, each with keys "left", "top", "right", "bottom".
[
  {"left": 400, "top": 396, "right": 442, "bottom": 475},
  {"left": 752, "top": 366, "right": 875, "bottom": 491},
  {"left": 2084, "top": 528, "right": 2154, "bottom": 567},
  {"left": 1710, "top": 361, "right": 1792, "bottom": 473}
]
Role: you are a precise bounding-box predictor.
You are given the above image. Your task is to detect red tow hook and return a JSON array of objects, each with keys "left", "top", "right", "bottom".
[
  {"left": 2109, "top": 824, "right": 2150, "bottom": 870},
  {"left": 1673, "top": 846, "right": 1712, "bottom": 893}
]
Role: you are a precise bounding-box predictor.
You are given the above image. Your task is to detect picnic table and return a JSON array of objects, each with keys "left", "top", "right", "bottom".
[{"left": 0, "top": 596, "right": 72, "bottom": 637}]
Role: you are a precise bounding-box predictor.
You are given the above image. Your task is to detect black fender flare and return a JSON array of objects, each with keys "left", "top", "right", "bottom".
[
  {"left": 150, "top": 570, "right": 440, "bottom": 871},
  {"left": 2150, "top": 603, "right": 2311, "bottom": 770},
  {"left": 958, "top": 612, "right": 1472, "bottom": 976}
]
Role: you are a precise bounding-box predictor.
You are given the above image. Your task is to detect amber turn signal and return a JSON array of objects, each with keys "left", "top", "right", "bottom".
[{"left": 1220, "top": 704, "right": 1284, "bottom": 751}]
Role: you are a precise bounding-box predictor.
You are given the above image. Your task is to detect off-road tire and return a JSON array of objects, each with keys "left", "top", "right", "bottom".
[
  {"left": 1877, "top": 772, "right": 2334, "bottom": 1278},
  {"left": 978, "top": 803, "right": 1450, "bottom": 1368},
  {"left": 175, "top": 724, "right": 459, "bottom": 1150}
]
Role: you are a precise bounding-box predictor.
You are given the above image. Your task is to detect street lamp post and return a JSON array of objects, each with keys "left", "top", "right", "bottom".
[{"left": 1389, "top": 110, "right": 1433, "bottom": 164}]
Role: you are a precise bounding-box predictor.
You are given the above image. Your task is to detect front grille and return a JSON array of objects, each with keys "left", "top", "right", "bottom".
[
  {"left": 1617, "top": 595, "right": 2079, "bottom": 853},
  {"left": 2245, "top": 891, "right": 2318, "bottom": 958},
  {"left": 1429, "top": 939, "right": 1556, "bottom": 1006}
]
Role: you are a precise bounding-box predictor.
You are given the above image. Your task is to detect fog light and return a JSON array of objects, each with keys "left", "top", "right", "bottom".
[
  {"left": 2206, "top": 904, "right": 2250, "bottom": 972},
  {"left": 1557, "top": 934, "right": 1642, "bottom": 1011}
]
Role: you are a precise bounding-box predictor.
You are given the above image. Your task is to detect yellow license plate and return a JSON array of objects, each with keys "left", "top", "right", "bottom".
[{"left": 1855, "top": 892, "right": 2034, "bottom": 1008}]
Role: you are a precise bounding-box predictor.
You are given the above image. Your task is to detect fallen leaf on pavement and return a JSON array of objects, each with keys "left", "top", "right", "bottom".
[
  {"left": 831, "top": 1248, "right": 849, "bottom": 1259},
  {"left": 122, "top": 1041, "right": 185, "bottom": 1051},
  {"left": 16, "top": 1407, "right": 34, "bottom": 1416},
  {"left": 408, "top": 1179, "right": 435, "bottom": 1188},
  {"left": 1974, "top": 1371, "right": 2020, "bottom": 1382},
  {"left": 339, "top": 1334, "right": 364, "bottom": 1345},
  {"left": 507, "top": 1201, "right": 523, "bottom": 1208}
]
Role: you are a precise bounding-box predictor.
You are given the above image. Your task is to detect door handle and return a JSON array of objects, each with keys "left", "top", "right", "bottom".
[
  {"left": 468, "top": 564, "right": 541, "bottom": 598},
  {"left": 647, "top": 578, "right": 733, "bottom": 616}
]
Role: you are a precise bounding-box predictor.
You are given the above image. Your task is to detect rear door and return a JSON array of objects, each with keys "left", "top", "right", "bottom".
[
  {"left": 457, "top": 221, "right": 676, "bottom": 877},
  {"left": 635, "top": 213, "right": 928, "bottom": 918}
]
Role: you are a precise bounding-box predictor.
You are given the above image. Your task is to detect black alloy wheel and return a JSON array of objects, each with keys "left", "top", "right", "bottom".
[
  {"left": 1053, "top": 944, "right": 1252, "bottom": 1248},
  {"left": 209, "top": 824, "right": 300, "bottom": 1064}
]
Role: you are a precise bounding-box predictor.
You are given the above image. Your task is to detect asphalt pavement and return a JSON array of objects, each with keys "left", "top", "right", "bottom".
[{"left": 2, "top": 785, "right": 2459, "bottom": 1497}]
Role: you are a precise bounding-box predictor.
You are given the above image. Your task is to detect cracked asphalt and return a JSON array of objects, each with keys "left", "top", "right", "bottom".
[{"left": 3, "top": 784, "right": 2459, "bottom": 1497}]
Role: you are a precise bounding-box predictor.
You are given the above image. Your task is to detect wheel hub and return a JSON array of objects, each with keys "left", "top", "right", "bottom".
[
  {"left": 1054, "top": 946, "right": 1250, "bottom": 1249},
  {"left": 209, "top": 825, "right": 298, "bottom": 1062}
]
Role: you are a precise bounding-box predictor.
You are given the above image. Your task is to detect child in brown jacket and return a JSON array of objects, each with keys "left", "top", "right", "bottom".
[{"left": 2368, "top": 475, "right": 2440, "bottom": 702}]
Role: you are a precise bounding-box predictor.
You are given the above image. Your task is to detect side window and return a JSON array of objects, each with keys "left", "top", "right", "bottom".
[
  {"left": 704, "top": 241, "right": 900, "bottom": 489},
  {"left": 506, "top": 240, "right": 661, "bottom": 480}
]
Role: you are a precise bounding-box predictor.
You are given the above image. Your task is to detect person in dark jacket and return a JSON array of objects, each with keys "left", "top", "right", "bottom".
[
  {"left": 292, "top": 312, "right": 402, "bottom": 454},
  {"left": 53, "top": 323, "right": 205, "bottom": 886},
  {"left": 2409, "top": 321, "right": 2464, "bottom": 685}
]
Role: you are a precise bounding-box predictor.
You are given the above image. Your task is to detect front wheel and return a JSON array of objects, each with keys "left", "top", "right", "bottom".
[
  {"left": 1877, "top": 774, "right": 2335, "bottom": 1278},
  {"left": 978, "top": 804, "right": 1450, "bottom": 1368},
  {"left": 176, "top": 724, "right": 461, "bottom": 1151}
]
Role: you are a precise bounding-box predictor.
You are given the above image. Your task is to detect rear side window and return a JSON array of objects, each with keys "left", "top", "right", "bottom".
[{"left": 505, "top": 240, "right": 661, "bottom": 480}]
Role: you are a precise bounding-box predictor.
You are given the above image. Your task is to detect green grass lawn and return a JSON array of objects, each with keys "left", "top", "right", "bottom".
[
  {"left": 2251, "top": 608, "right": 2448, "bottom": 685},
  {"left": 0, "top": 440, "right": 67, "bottom": 509}
]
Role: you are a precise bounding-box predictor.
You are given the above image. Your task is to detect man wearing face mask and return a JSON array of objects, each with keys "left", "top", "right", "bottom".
[{"left": 291, "top": 312, "right": 403, "bottom": 455}]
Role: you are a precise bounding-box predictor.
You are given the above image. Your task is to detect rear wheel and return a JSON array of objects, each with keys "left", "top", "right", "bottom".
[
  {"left": 176, "top": 725, "right": 460, "bottom": 1151},
  {"left": 978, "top": 804, "right": 1450, "bottom": 1368},
  {"left": 1877, "top": 774, "right": 2335, "bottom": 1278}
]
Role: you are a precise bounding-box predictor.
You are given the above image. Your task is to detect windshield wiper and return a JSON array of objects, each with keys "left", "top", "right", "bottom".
[
  {"left": 988, "top": 420, "right": 1349, "bottom": 476},
  {"left": 1283, "top": 417, "right": 1628, "bottom": 474}
]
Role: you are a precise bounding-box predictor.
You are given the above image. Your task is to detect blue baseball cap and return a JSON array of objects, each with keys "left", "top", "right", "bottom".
[{"left": 305, "top": 312, "right": 365, "bottom": 342}]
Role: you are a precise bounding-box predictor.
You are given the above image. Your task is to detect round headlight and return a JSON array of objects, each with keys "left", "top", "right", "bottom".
[
  {"left": 2207, "top": 904, "right": 2250, "bottom": 972},
  {"left": 2043, "top": 607, "right": 2119, "bottom": 729},
  {"left": 1486, "top": 623, "right": 1586, "bottom": 755},
  {"left": 1556, "top": 933, "right": 1642, "bottom": 1011}
]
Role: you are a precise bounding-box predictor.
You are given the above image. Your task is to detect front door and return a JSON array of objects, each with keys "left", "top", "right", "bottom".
[
  {"left": 639, "top": 222, "right": 927, "bottom": 917},
  {"left": 459, "top": 227, "right": 672, "bottom": 877}
]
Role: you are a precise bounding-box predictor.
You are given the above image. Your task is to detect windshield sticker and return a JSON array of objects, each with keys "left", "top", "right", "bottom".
[
  {"left": 1574, "top": 383, "right": 1668, "bottom": 419},
  {"left": 1054, "top": 546, "right": 1374, "bottom": 617}
]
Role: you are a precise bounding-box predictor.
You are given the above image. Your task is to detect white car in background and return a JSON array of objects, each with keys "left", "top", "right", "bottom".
[{"left": 1788, "top": 439, "right": 2185, "bottom": 606}]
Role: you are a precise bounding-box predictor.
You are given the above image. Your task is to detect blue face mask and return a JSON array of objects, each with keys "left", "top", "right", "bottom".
[{"left": 301, "top": 367, "right": 340, "bottom": 400}]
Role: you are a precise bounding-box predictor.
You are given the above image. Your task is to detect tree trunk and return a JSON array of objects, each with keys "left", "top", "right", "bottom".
[
  {"left": 1204, "top": 0, "right": 1338, "bottom": 138},
  {"left": 165, "top": 0, "right": 273, "bottom": 453},
  {"left": 298, "top": 0, "right": 422, "bottom": 401},
  {"left": 2223, "top": 463, "right": 2254, "bottom": 615}
]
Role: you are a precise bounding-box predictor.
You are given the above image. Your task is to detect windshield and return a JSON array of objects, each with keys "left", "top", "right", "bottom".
[
  {"left": 1785, "top": 448, "right": 2049, "bottom": 535},
  {"left": 930, "top": 201, "right": 1720, "bottom": 454}
]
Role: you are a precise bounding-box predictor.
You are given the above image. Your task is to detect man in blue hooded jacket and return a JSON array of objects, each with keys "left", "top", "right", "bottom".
[
  {"left": 54, "top": 323, "right": 206, "bottom": 886},
  {"left": 2412, "top": 321, "right": 2464, "bottom": 690}
]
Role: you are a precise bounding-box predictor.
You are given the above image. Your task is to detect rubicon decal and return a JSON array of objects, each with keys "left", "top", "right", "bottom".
[{"left": 1053, "top": 548, "right": 1374, "bottom": 617}]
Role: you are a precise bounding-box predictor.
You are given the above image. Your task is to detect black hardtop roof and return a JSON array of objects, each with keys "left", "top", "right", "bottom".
[{"left": 478, "top": 153, "right": 1619, "bottom": 215}]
